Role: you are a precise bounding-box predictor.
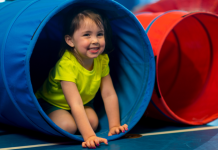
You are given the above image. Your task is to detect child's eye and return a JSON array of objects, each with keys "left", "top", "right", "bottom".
[
  {"left": 98, "top": 33, "right": 104, "bottom": 36},
  {"left": 83, "top": 34, "right": 90, "bottom": 36}
]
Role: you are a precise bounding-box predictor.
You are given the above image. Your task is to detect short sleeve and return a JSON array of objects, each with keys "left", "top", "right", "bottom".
[
  {"left": 101, "top": 54, "right": 110, "bottom": 77},
  {"left": 53, "top": 59, "right": 77, "bottom": 83}
]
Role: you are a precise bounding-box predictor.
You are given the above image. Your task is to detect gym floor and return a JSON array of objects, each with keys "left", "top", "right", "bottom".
[{"left": 1, "top": 117, "right": 218, "bottom": 150}]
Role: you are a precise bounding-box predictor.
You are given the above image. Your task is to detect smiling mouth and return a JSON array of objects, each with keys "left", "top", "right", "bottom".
[{"left": 88, "top": 47, "right": 99, "bottom": 53}]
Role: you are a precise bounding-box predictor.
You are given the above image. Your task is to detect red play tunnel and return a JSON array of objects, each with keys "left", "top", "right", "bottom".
[
  {"left": 136, "top": 11, "right": 218, "bottom": 125},
  {"left": 134, "top": 0, "right": 218, "bottom": 15}
]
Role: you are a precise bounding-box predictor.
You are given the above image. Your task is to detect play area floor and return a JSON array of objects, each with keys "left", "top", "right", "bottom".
[{"left": 1, "top": 117, "right": 218, "bottom": 150}]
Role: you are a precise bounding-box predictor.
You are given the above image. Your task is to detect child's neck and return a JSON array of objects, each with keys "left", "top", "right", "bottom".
[
  {"left": 73, "top": 52, "right": 94, "bottom": 71},
  {"left": 81, "top": 59, "right": 94, "bottom": 71}
]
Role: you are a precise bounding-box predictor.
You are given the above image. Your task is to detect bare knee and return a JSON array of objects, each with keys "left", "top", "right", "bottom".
[
  {"left": 84, "top": 106, "right": 99, "bottom": 131},
  {"left": 59, "top": 120, "right": 77, "bottom": 134},
  {"left": 88, "top": 116, "right": 99, "bottom": 131},
  {"left": 48, "top": 110, "right": 77, "bottom": 134}
]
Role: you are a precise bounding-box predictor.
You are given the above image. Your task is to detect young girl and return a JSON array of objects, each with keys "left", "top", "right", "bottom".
[{"left": 35, "top": 8, "right": 128, "bottom": 148}]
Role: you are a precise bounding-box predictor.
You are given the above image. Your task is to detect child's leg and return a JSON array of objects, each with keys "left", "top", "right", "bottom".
[
  {"left": 48, "top": 109, "right": 77, "bottom": 134},
  {"left": 84, "top": 106, "right": 99, "bottom": 131}
]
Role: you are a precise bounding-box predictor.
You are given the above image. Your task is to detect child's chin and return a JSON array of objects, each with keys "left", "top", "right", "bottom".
[
  {"left": 88, "top": 52, "right": 103, "bottom": 57},
  {"left": 87, "top": 54, "right": 98, "bottom": 59}
]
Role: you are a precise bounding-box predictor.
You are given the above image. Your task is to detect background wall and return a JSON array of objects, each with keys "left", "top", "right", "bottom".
[
  {"left": 115, "top": 0, "right": 159, "bottom": 11},
  {"left": 1, "top": 0, "right": 159, "bottom": 11}
]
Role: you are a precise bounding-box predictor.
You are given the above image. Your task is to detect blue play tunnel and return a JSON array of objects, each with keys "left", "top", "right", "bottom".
[{"left": 0, "top": 0, "right": 155, "bottom": 141}]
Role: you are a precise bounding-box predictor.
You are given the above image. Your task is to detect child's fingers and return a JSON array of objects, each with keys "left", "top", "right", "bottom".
[
  {"left": 99, "top": 138, "right": 108, "bottom": 145},
  {"left": 90, "top": 140, "right": 96, "bottom": 148},
  {"left": 86, "top": 141, "right": 91, "bottom": 148},
  {"left": 115, "top": 128, "right": 120, "bottom": 134},
  {"left": 108, "top": 132, "right": 112, "bottom": 136},
  {"left": 82, "top": 142, "right": 87, "bottom": 148},
  {"left": 122, "top": 124, "right": 128, "bottom": 130},
  {"left": 119, "top": 126, "right": 125, "bottom": 133},
  {"left": 113, "top": 128, "right": 119, "bottom": 134},
  {"left": 94, "top": 138, "right": 100, "bottom": 146},
  {"left": 110, "top": 129, "right": 116, "bottom": 135}
]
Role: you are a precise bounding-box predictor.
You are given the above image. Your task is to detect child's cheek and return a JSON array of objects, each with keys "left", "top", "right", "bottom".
[
  {"left": 100, "top": 39, "right": 105, "bottom": 47},
  {"left": 82, "top": 40, "right": 91, "bottom": 48}
]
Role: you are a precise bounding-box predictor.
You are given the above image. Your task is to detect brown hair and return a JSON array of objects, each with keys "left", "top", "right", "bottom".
[{"left": 60, "top": 7, "right": 113, "bottom": 58}]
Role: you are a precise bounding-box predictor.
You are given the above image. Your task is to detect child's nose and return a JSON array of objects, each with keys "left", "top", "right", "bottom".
[{"left": 91, "top": 36, "right": 99, "bottom": 44}]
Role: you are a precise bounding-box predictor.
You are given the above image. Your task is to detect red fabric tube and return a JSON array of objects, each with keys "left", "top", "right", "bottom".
[{"left": 136, "top": 11, "right": 218, "bottom": 125}]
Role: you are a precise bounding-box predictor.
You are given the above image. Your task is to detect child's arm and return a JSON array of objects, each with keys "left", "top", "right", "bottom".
[
  {"left": 100, "top": 74, "right": 128, "bottom": 136},
  {"left": 61, "top": 81, "right": 108, "bottom": 148}
]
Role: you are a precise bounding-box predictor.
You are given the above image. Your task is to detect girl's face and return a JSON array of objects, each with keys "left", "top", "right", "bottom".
[{"left": 68, "top": 17, "right": 105, "bottom": 61}]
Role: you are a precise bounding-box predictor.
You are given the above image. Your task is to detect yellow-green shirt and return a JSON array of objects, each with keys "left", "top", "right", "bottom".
[{"left": 35, "top": 50, "right": 110, "bottom": 110}]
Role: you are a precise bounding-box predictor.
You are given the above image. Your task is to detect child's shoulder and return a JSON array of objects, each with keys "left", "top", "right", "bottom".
[
  {"left": 61, "top": 50, "right": 75, "bottom": 60},
  {"left": 58, "top": 50, "right": 75, "bottom": 62},
  {"left": 98, "top": 53, "right": 109, "bottom": 61},
  {"left": 97, "top": 54, "right": 109, "bottom": 67},
  {"left": 56, "top": 50, "right": 76, "bottom": 66}
]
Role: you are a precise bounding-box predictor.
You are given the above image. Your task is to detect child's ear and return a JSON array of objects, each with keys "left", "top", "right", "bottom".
[{"left": 65, "top": 35, "right": 75, "bottom": 47}]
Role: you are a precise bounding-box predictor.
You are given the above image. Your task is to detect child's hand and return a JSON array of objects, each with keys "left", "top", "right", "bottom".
[
  {"left": 108, "top": 124, "right": 128, "bottom": 136},
  {"left": 82, "top": 135, "right": 108, "bottom": 148}
]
